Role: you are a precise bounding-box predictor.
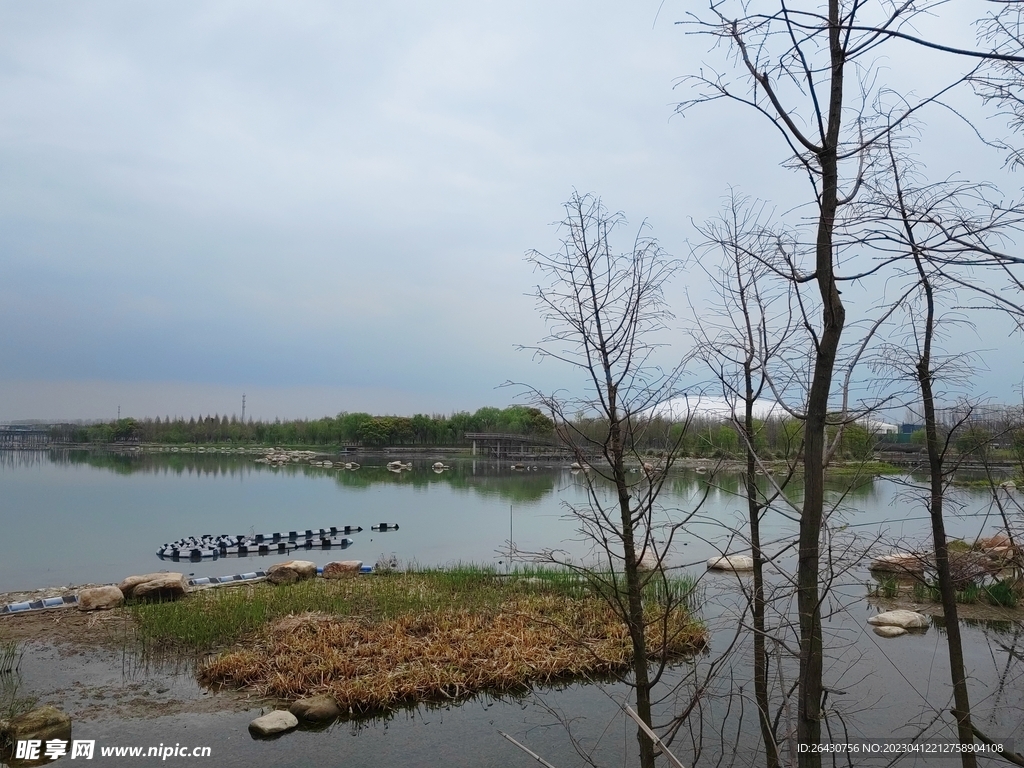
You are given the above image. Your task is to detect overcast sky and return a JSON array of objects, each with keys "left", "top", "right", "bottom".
[{"left": 2, "top": 1, "right": 1022, "bottom": 423}]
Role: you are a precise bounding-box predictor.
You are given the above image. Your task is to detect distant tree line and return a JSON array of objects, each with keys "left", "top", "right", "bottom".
[
  {"left": 55, "top": 406, "right": 556, "bottom": 447},
  {"left": 56, "top": 406, "right": 979, "bottom": 459}
]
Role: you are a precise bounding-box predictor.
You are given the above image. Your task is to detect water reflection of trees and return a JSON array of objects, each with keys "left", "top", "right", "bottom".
[{"left": 35, "top": 451, "right": 560, "bottom": 504}]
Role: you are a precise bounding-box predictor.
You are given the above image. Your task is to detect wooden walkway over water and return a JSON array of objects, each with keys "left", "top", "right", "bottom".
[
  {"left": 0, "top": 425, "right": 52, "bottom": 448},
  {"left": 464, "top": 432, "right": 573, "bottom": 459}
]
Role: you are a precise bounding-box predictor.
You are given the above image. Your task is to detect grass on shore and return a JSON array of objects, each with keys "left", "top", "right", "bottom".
[{"left": 130, "top": 566, "right": 706, "bottom": 716}]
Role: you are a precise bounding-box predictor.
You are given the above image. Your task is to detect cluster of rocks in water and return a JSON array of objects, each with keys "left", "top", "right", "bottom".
[
  {"left": 253, "top": 449, "right": 361, "bottom": 469},
  {"left": 248, "top": 694, "right": 343, "bottom": 738},
  {"left": 867, "top": 609, "right": 931, "bottom": 638}
]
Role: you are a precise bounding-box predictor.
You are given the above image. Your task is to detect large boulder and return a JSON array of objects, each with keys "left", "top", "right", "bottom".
[
  {"left": 119, "top": 572, "right": 186, "bottom": 599},
  {"left": 869, "top": 553, "right": 925, "bottom": 575},
  {"left": 0, "top": 705, "right": 72, "bottom": 750},
  {"left": 131, "top": 574, "right": 187, "bottom": 602},
  {"left": 867, "top": 610, "right": 929, "bottom": 629},
  {"left": 248, "top": 710, "right": 298, "bottom": 738},
  {"left": 322, "top": 561, "right": 363, "bottom": 579},
  {"left": 288, "top": 695, "right": 342, "bottom": 723},
  {"left": 77, "top": 585, "right": 124, "bottom": 611},
  {"left": 707, "top": 555, "right": 755, "bottom": 571},
  {"left": 267, "top": 560, "right": 317, "bottom": 585}
]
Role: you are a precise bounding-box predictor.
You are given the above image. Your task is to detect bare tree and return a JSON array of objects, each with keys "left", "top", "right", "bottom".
[
  {"left": 519, "top": 191, "right": 700, "bottom": 768},
  {"left": 692, "top": 191, "right": 801, "bottom": 768}
]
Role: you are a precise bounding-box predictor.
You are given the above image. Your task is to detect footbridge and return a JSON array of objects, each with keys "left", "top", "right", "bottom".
[
  {"left": 0, "top": 425, "right": 53, "bottom": 448},
  {"left": 464, "top": 432, "right": 570, "bottom": 459}
]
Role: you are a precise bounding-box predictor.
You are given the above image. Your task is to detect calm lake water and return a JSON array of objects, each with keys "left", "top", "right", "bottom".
[{"left": 1, "top": 449, "right": 1021, "bottom": 767}]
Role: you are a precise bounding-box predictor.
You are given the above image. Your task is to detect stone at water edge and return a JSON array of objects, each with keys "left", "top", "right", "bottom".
[
  {"left": 77, "top": 585, "right": 124, "bottom": 611},
  {"left": 248, "top": 711, "right": 298, "bottom": 738},
  {"left": 873, "top": 625, "right": 908, "bottom": 638},
  {"left": 869, "top": 553, "right": 925, "bottom": 574},
  {"left": 706, "top": 555, "right": 755, "bottom": 571},
  {"left": 0, "top": 705, "right": 72, "bottom": 747},
  {"left": 119, "top": 572, "right": 185, "bottom": 599},
  {"left": 266, "top": 560, "right": 317, "bottom": 585},
  {"left": 131, "top": 574, "right": 187, "bottom": 601},
  {"left": 867, "top": 610, "right": 929, "bottom": 629},
  {"left": 322, "top": 561, "right": 363, "bottom": 579},
  {"left": 636, "top": 548, "right": 660, "bottom": 570},
  {"left": 289, "top": 695, "right": 342, "bottom": 723}
]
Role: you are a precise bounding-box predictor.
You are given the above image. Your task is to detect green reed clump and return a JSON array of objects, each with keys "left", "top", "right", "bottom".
[
  {"left": 869, "top": 575, "right": 899, "bottom": 599},
  {"left": 0, "top": 634, "right": 22, "bottom": 675},
  {"left": 985, "top": 580, "right": 1019, "bottom": 608},
  {"left": 955, "top": 582, "right": 982, "bottom": 604}
]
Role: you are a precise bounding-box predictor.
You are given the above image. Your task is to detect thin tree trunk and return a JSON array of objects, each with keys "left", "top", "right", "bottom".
[
  {"left": 745, "top": 379, "right": 780, "bottom": 768},
  {"left": 914, "top": 260, "right": 978, "bottom": 768},
  {"left": 608, "top": 385, "right": 656, "bottom": 768}
]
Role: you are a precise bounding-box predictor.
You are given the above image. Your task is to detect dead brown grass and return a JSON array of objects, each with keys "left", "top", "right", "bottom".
[{"left": 198, "top": 593, "right": 705, "bottom": 716}]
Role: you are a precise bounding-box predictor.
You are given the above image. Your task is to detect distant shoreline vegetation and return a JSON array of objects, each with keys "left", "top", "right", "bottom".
[
  {"left": 40, "top": 408, "right": 924, "bottom": 461},
  {"left": 50, "top": 406, "right": 556, "bottom": 448}
]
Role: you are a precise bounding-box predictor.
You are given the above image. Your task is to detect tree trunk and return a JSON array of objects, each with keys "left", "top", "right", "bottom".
[
  {"left": 797, "top": 5, "right": 846, "bottom": 764},
  {"left": 914, "top": 263, "right": 977, "bottom": 768},
  {"left": 608, "top": 390, "right": 656, "bottom": 768},
  {"left": 745, "top": 379, "right": 780, "bottom": 768}
]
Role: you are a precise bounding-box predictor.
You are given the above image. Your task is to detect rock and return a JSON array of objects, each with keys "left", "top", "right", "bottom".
[
  {"left": 873, "top": 625, "right": 907, "bottom": 638},
  {"left": 979, "top": 534, "right": 1012, "bottom": 550},
  {"left": 119, "top": 572, "right": 185, "bottom": 599},
  {"left": 248, "top": 710, "right": 298, "bottom": 738},
  {"left": 707, "top": 555, "right": 755, "bottom": 571},
  {"left": 322, "top": 561, "right": 363, "bottom": 579},
  {"left": 267, "top": 560, "right": 317, "bottom": 585},
  {"left": 1, "top": 705, "right": 72, "bottom": 748},
  {"left": 867, "top": 610, "right": 929, "bottom": 629},
  {"left": 869, "top": 553, "right": 925, "bottom": 574},
  {"left": 288, "top": 695, "right": 341, "bottom": 723},
  {"left": 132, "top": 574, "right": 187, "bottom": 601},
  {"left": 77, "top": 585, "right": 124, "bottom": 611},
  {"left": 636, "top": 548, "right": 660, "bottom": 570}
]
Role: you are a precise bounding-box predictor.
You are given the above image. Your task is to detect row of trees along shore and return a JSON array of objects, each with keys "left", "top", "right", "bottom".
[
  {"left": 59, "top": 408, "right": 1024, "bottom": 461},
  {"left": 53, "top": 406, "right": 556, "bottom": 447}
]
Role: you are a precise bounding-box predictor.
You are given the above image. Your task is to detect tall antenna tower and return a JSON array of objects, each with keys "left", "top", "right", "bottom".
[{"left": 242, "top": 394, "right": 246, "bottom": 422}]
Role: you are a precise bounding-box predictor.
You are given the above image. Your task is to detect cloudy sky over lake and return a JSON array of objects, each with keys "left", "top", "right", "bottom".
[{"left": 2, "top": 1, "right": 1022, "bottom": 422}]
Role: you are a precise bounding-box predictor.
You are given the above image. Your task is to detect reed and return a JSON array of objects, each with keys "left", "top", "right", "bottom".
[
  {"left": 0, "top": 636, "right": 21, "bottom": 675},
  {"left": 198, "top": 592, "right": 705, "bottom": 716}
]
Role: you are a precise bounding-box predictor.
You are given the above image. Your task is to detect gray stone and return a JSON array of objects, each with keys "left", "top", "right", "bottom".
[
  {"left": 322, "top": 561, "right": 363, "bottom": 579},
  {"left": 873, "top": 625, "right": 908, "bottom": 638},
  {"left": 248, "top": 710, "right": 298, "bottom": 738},
  {"left": 867, "top": 610, "right": 929, "bottom": 629},
  {"left": 132, "top": 573, "right": 187, "bottom": 601},
  {"left": 289, "top": 695, "right": 342, "bottom": 723},
  {"left": 77, "top": 585, "right": 124, "bottom": 611},
  {"left": 267, "top": 560, "right": 317, "bottom": 585},
  {"left": 869, "top": 553, "right": 925, "bottom": 574},
  {"left": 706, "top": 555, "right": 755, "bottom": 571},
  {"left": 119, "top": 572, "right": 185, "bottom": 599}
]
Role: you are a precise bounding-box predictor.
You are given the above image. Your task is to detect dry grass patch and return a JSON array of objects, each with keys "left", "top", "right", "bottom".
[{"left": 199, "top": 592, "right": 705, "bottom": 716}]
